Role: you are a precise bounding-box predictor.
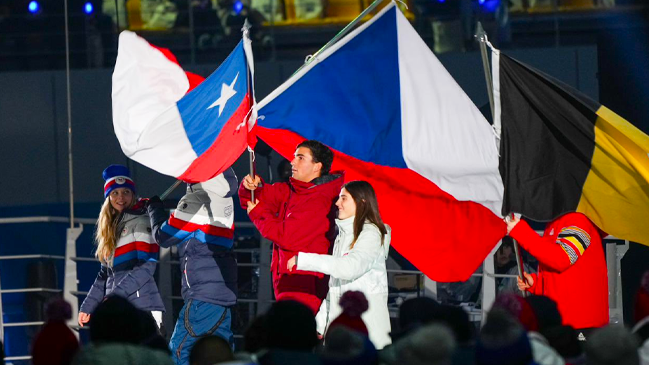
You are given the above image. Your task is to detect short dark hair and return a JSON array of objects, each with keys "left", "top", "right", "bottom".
[
  {"left": 297, "top": 140, "right": 334, "bottom": 176},
  {"left": 265, "top": 300, "right": 318, "bottom": 351}
]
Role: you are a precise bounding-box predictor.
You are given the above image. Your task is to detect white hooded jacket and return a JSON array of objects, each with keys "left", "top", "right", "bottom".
[{"left": 297, "top": 217, "right": 392, "bottom": 349}]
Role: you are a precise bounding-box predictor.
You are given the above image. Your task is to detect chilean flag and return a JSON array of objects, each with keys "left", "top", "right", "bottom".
[
  {"left": 255, "top": 2, "right": 507, "bottom": 281},
  {"left": 112, "top": 30, "right": 255, "bottom": 183}
]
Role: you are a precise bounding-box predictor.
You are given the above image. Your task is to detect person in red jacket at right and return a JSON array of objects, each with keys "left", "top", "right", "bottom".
[
  {"left": 239, "top": 140, "right": 344, "bottom": 314},
  {"left": 506, "top": 212, "right": 608, "bottom": 341}
]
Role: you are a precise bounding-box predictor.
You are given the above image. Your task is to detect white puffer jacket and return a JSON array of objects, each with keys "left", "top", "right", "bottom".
[{"left": 297, "top": 217, "right": 391, "bottom": 349}]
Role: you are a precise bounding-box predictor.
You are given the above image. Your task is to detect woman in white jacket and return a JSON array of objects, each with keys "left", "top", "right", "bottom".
[{"left": 287, "top": 180, "right": 392, "bottom": 349}]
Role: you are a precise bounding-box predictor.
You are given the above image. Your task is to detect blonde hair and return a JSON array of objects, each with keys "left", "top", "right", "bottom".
[{"left": 95, "top": 196, "right": 134, "bottom": 265}]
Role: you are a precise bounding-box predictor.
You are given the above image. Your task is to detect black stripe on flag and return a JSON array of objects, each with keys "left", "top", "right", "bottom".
[{"left": 498, "top": 54, "right": 599, "bottom": 221}]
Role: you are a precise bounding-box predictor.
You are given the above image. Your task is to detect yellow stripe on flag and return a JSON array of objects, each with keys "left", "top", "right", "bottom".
[{"left": 577, "top": 106, "right": 649, "bottom": 246}]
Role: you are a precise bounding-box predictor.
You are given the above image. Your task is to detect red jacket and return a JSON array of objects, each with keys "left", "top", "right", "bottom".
[
  {"left": 239, "top": 173, "right": 344, "bottom": 297},
  {"left": 510, "top": 212, "right": 608, "bottom": 329}
]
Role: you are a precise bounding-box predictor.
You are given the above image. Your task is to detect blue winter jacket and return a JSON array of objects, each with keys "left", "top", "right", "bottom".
[
  {"left": 147, "top": 170, "right": 238, "bottom": 307},
  {"left": 80, "top": 202, "right": 165, "bottom": 314}
]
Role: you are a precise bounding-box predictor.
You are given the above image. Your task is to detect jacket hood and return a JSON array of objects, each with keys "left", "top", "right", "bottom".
[
  {"left": 289, "top": 171, "right": 345, "bottom": 196},
  {"left": 190, "top": 168, "right": 238, "bottom": 198}
]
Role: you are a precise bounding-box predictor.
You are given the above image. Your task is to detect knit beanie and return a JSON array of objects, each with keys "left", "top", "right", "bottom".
[
  {"left": 476, "top": 329, "right": 534, "bottom": 365},
  {"left": 46, "top": 297, "right": 73, "bottom": 322},
  {"left": 492, "top": 293, "right": 539, "bottom": 332},
  {"left": 103, "top": 164, "right": 136, "bottom": 198},
  {"left": 329, "top": 291, "right": 369, "bottom": 336},
  {"left": 322, "top": 327, "right": 378, "bottom": 365},
  {"left": 525, "top": 295, "right": 562, "bottom": 332},
  {"left": 32, "top": 299, "right": 79, "bottom": 365},
  {"left": 634, "top": 270, "right": 649, "bottom": 323},
  {"left": 476, "top": 308, "right": 535, "bottom": 365}
]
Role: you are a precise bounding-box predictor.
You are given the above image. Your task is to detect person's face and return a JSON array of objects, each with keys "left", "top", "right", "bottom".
[
  {"left": 335, "top": 188, "right": 357, "bottom": 220},
  {"left": 291, "top": 147, "right": 322, "bottom": 183},
  {"left": 496, "top": 245, "right": 514, "bottom": 267},
  {"left": 109, "top": 188, "right": 134, "bottom": 212}
]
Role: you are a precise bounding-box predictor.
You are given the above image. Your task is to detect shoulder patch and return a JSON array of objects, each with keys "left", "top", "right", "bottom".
[{"left": 556, "top": 225, "right": 591, "bottom": 265}]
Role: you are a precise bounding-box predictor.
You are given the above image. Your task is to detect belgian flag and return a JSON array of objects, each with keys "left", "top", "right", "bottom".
[{"left": 494, "top": 52, "right": 649, "bottom": 246}]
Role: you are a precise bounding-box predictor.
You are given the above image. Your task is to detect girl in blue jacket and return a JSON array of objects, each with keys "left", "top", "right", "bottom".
[{"left": 78, "top": 165, "right": 165, "bottom": 328}]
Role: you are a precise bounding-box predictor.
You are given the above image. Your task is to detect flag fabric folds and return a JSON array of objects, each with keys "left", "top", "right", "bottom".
[
  {"left": 493, "top": 50, "right": 649, "bottom": 247},
  {"left": 256, "top": 2, "right": 507, "bottom": 282},
  {"left": 112, "top": 30, "right": 255, "bottom": 183}
]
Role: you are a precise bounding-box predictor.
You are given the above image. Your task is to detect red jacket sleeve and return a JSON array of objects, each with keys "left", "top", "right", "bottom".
[
  {"left": 238, "top": 178, "right": 263, "bottom": 209},
  {"left": 248, "top": 195, "right": 333, "bottom": 252},
  {"left": 510, "top": 220, "right": 572, "bottom": 273},
  {"left": 238, "top": 178, "right": 288, "bottom": 212}
]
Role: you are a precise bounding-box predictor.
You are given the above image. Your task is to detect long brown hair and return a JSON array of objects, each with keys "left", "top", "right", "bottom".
[
  {"left": 95, "top": 196, "right": 134, "bottom": 265},
  {"left": 343, "top": 180, "right": 387, "bottom": 249}
]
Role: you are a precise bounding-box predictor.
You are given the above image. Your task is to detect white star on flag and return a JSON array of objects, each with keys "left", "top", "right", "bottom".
[{"left": 207, "top": 72, "right": 239, "bottom": 117}]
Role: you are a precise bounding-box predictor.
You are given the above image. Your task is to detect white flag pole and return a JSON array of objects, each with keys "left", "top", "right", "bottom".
[{"left": 475, "top": 23, "right": 527, "bottom": 295}]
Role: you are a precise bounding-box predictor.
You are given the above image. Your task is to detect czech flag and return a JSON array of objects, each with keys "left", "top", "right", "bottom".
[
  {"left": 112, "top": 30, "right": 256, "bottom": 183},
  {"left": 255, "top": 2, "right": 507, "bottom": 282}
]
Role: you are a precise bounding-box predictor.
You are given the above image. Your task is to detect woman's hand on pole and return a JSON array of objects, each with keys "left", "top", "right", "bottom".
[{"left": 287, "top": 255, "right": 297, "bottom": 272}]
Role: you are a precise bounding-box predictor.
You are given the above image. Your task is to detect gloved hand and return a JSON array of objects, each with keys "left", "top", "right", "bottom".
[
  {"left": 148, "top": 195, "right": 162, "bottom": 204},
  {"left": 142, "top": 195, "right": 164, "bottom": 210}
]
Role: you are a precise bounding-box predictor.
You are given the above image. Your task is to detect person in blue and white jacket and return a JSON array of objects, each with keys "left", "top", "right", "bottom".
[
  {"left": 79, "top": 165, "right": 165, "bottom": 329},
  {"left": 147, "top": 169, "right": 238, "bottom": 365},
  {"left": 288, "top": 180, "right": 392, "bottom": 349}
]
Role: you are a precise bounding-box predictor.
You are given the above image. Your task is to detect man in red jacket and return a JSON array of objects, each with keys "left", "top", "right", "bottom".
[
  {"left": 239, "top": 140, "right": 344, "bottom": 313},
  {"left": 507, "top": 212, "right": 609, "bottom": 339}
]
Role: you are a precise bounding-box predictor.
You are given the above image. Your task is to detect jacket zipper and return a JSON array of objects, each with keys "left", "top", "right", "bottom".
[
  {"left": 184, "top": 241, "right": 191, "bottom": 288},
  {"left": 136, "top": 290, "right": 140, "bottom": 298},
  {"left": 110, "top": 266, "right": 116, "bottom": 293},
  {"left": 184, "top": 257, "right": 191, "bottom": 288}
]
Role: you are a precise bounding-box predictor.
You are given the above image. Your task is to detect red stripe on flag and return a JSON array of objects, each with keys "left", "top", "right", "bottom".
[
  {"left": 178, "top": 94, "right": 252, "bottom": 183},
  {"left": 151, "top": 45, "right": 203, "bottom": 93},
  {"left": 256, "top": 126, "right": 507, "bottom": 282},
  {"left": 169, "top": 214, "right": 235, "bottom": 238},
  {"left": 114, "top": 241, "right": 160, "bottom": 257}
]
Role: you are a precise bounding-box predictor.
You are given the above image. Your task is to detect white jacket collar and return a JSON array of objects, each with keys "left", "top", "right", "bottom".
[{"left": 335, "top": 216, "right": 355, "bottom": 234}]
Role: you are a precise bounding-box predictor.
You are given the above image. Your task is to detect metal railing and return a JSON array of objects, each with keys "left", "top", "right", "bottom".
[{"left": 0, "top": 216, "right": 92, "bottom": 362}]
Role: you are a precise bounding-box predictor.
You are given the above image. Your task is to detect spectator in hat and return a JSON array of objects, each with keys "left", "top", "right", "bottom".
[
  {"left": 492, "top": 293, "right": 564, "bottom": 365},
  {"left": 475, "top": 308, "right": 536, "bottom": 365},
  {"left": 32, "top": 298, "right": 79, "bottom": 365}
]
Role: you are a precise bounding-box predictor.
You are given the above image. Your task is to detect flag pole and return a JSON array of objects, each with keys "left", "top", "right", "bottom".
[
  {"left": 160, "top": 180, "right": 183, "bottom": 200},
  {"left": 292, "top": 0, "right": 387, "bottom": 76},
  {"left": 242, "top": 18, "right": 256, "bottom": 202},
  {"left": 475, "top": 22, "right": 527, "bottom": 294},
  {"left": 249, "top": 149, "right": 255, "bottom": 202},
  {"left": 64, "top": 0, "right": 74, "bottom": 230}
]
